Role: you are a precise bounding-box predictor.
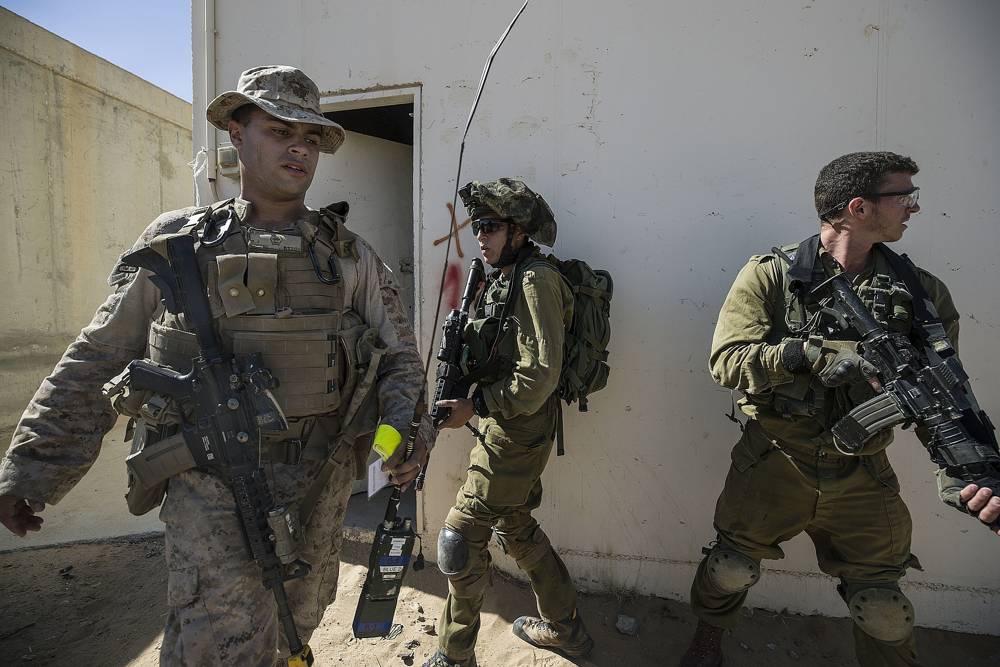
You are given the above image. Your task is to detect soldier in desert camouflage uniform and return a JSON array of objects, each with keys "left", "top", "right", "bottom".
[
  {"left": 423, "top": 179, "right": 592, "bottom": 667},
  {"left": 0, "top": 65, "right": 430, "bottom": 666}
]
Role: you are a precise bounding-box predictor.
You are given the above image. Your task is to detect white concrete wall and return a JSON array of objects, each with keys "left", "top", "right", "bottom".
[
  {"left": 193, "top": 0, "right": 1000, "bottom": 634},
  {"left": 0, "top": 8, "right": 192, "bottom": 548}
]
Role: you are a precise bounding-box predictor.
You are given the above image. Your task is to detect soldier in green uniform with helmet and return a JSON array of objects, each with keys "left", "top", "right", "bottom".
[
  {"left": 680, "top": 152, "right": 1000, "bottom": 667},
  {"left": 422, "top": 178, "right": 593, "bottom": 667}
]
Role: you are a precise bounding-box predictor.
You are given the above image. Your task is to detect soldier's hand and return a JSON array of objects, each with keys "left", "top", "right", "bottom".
[
  {"left": 960, "top": 484, "right": 1000, "bottom": 536},
  {"left": 0, "top": 495, "right": 45, "bottom": 537},
  {"left": 434, "top": 398, "right": 475, "bottom": 430},
  {"left": 382, "top": 437, "right": 428, "bottom": 492},
  {"left": 805, "top": 339, "right": 878, "bottom": 388}
]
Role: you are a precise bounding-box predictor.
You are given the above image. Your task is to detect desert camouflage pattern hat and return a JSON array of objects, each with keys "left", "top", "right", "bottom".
[
  {"left": 459, "top": 178, "right": 557, "bottom": 246},
  {"left": 206, "top": 65, "right": 346, "bottom": 154}
]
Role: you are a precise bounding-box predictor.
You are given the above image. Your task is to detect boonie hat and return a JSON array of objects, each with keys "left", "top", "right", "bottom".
[{"left": 206, "top": 65, "right": 346, "bottom": 154}]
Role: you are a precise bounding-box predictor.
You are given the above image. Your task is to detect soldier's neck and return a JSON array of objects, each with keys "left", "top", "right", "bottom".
[
  {"left": 820, "top": 224, "right": 876, "bottom": 276},
  {"left": 239, "top": 192, "right": 310, "bottom": 230}
]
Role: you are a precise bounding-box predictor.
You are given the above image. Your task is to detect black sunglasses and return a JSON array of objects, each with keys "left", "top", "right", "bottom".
[{"left": 471, "top": 219, "right": 508, "bottom": 236}]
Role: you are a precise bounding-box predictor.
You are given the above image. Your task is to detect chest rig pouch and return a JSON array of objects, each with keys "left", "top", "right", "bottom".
[
  {"left": 461, "top": 269, "right": 519, "bottom": 386},
  {"left": 123, "top": 201, "right": 381, "bottom": 514},
  {"left": 766, "top": 234, "right": 919, "bottom": 429}
]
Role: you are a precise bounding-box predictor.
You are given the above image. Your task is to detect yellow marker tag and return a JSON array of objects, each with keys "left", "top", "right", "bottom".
[{"left": 372, "top": 424, "right": 403, "bottom": 461}]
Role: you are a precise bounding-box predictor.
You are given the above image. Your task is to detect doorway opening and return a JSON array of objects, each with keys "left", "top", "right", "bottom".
[
  {"left": 318, "top": 87, "right": 422, "bottom": 510},
  {"left": 318, "top": 88, "right": 421, "bottom": 328}
]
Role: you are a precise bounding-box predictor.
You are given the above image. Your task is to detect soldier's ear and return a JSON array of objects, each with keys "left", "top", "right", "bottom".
[
  {"left": 228, "top": 120, "right": 244, "bottom": 148},
  {"left": 846, "top": 196, "right": 867, "bottom": 219}
]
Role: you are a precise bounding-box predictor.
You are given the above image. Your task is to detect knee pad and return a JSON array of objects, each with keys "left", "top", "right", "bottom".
[
  {"left": 437, "top": 527, "right": 470, "bottom": 577},
  {"left": 847, "top": 586, "right": 914, "bottom": 643},
  {"left": 705, "top": 546, "right": 761, "bottom": 594}
]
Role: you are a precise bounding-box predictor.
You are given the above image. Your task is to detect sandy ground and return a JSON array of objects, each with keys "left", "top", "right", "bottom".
[{"left": 0, "top": 534, "right": 998, "bottom": 667}]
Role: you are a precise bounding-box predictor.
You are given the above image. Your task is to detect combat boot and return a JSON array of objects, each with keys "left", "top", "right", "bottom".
[
  {"left": 678, "top": 621, "right": 725, "bottom": 667},
  {"left": 421, "top": 650, "right": 477, "bottom": 667},
  {"left": 511, "top": 610, "right": 594, "bottom": 658}
]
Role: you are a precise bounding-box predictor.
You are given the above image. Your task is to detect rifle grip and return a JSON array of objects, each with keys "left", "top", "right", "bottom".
[{"left": 127, "top": 359, "right": 191, "bottom": 398}]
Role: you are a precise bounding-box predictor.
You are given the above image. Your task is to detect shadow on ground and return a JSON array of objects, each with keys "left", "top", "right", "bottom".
[{"left": 1, "top": 497, "right": 997, "bottom": 666}]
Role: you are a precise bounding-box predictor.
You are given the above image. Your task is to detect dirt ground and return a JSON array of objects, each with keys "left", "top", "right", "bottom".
[{"left": 0, "top": 534, "right": 997, "bottom": 667}]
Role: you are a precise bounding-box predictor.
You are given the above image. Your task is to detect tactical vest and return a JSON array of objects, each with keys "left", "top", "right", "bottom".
[
  {"left": 116, "top": 200, "right": 389, "bottom": 516},
  {"left": 134, "top": 200, "right": 384, "bottom": 463},
  {"left": 756, "top": 237, "right": 922, "bottom": 432},
  {"left": 459, "top": 247, "right": 547, "bottom": 387},
  {"left": 148, "top": 202, "right": 366, "bottom": 422},
  {"left": 460, "top": 268, "right": 518, "bottom": 385}
]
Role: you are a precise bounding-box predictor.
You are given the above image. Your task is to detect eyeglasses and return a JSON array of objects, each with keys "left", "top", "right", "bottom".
[
  {"left": 471, "top": 219, "right": 507, "bottom": 236},
  {"left": 871, "top": 187, "right": 919, "bottom": 208},
  {"left": 819, "top": 187, "right": 920, "bottom": 220}
]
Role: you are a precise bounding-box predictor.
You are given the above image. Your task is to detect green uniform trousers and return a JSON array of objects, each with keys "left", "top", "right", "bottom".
[
  {"left": 691, "top": 421, "right": 920, "bottom": 667},
  {"left": 437, "top": 401, "right": 577, "bottom": 661}
]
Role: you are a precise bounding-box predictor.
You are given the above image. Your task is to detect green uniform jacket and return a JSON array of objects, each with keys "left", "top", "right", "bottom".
[
  {"left": 478, "top": 256, "right": 574, "bottom": 423},
  {"left": 710, "top": 242, "right": 959, "bottom": 449}
]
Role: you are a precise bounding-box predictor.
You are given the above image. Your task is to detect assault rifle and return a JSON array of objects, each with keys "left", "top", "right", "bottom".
[
  {"left": 429, "top": 258, "right": 486, "bottom": 432},
  {"left": 819, "top": 271, "right": 1000, "bottom": 526},
  {"left": 122, "top": 233, "right": 315, "bottom": 667}
]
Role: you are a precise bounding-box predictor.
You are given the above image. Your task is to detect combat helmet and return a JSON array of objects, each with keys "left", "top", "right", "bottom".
[{"left": 459, "top": 178, "right": 557, "bottom": 247}]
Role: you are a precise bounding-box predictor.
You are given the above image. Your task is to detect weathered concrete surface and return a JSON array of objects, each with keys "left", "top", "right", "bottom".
[{"left": 0, "top": 8, "right": 192, "bottom": 438}]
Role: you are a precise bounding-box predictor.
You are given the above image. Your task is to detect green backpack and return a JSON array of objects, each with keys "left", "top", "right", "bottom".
[{"left": 523, "top": 255, "right": 613, "bottom": 453}]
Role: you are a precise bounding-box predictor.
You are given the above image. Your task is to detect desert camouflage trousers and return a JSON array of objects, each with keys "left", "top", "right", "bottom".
[
  {"left": 158, "top": 450, "right": 355, "bottom": 667},
  {"left": 437, "top": 400, "right": 577, "bottom": 661},
  {"left": 691, "top": 420, "right": 920, "bottom": 667}
]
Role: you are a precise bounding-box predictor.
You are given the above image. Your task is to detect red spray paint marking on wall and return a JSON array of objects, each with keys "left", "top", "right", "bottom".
[
  {"left": 443, "top": 262, "right": 463, "bottom": 310},
  {"left": 436, "top": 202, "right": 474, "bottom": 310}
]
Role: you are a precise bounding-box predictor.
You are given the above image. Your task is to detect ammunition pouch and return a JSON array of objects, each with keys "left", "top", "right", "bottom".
[
  {"left": 462, "top": 315, "right": 517, "bottom": 387},
  {"left": 767, "top": 373, "right": 823, "bottom": 419},
  {"left": 125, "top": 421, "right": 187, "bottom": 515}
]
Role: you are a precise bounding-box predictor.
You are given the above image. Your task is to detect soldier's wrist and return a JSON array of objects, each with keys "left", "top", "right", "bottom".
[{"left": 780, "top": 339, "right": 811, "bottom": 374}]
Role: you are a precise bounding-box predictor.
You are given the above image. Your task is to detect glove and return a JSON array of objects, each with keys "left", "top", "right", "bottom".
[
  {"left": 936, "top": 468, "right": 1000, "bottom": 531},
  {"left": 781, "top": 337, "right": 877, "bottom": 388}
]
